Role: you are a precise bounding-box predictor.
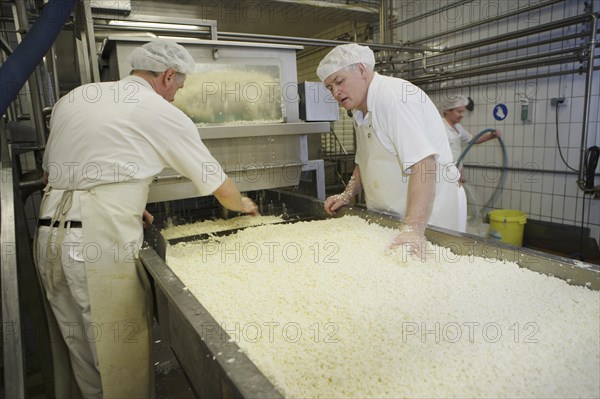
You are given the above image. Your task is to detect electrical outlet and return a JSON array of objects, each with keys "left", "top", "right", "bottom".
[{"left": 550, "top": 97, "right": 566, "bottom": 106}]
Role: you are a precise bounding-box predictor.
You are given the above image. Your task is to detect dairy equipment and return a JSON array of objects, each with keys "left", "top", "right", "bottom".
[
  {"left": 100, "top": 36, "right": 330, "bottom": 202},
  {"left": 138, "top": 190, "right": 600, "bottom": 398}
]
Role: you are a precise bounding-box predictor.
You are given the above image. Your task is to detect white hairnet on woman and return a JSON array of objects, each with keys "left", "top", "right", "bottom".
[
  {"left": 317, "top": 43, "right": 375, "bottom": 81},
  {"left": 441, "top": 93, "right": 501, "bottom": 178},
  {"left": 441, "top": 94, "right": 469, "bottom": 112},
  {"left": 129, "top": 39, "right": 196, "bottom": 74}
]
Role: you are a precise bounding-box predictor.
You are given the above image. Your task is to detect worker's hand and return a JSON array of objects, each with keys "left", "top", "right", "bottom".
[
  {"left": 459, "top": 170, "right": 466, "bottom": 185},
  {"left": 493, "top": 129, "right": 502, "bottom": 138},
  {"left": 324, "top": 193, "right": 351, "bottom": 216},
  {"left": 241, "top": 197, "right": 259, "bottom": 216},
  {"left": 388, "top": 226, "right": 427, "bottom": 261},
  {"left": 142, "top": 209, "right": 154, "bottom": 229}
]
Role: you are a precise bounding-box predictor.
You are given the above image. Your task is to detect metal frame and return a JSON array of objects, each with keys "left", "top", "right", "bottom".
[
  {"left": 138, "top": 190, "right": 599, "bottom": 399},
  {"left": 0, "top": 124, "right": 25, "bottom": 399}
]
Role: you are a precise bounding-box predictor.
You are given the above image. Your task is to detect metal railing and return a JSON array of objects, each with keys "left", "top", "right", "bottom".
[{"left": 321, "top": 125, "right": 353, "bottom": 189}]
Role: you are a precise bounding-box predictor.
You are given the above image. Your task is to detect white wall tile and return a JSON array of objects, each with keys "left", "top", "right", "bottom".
[
  {"left": 569, "top": 97, "right": 585, "bottom": 123},
  {"left": 544, "top": 124, "right": 557, "bottom": 147},
  {"left": 511, "top": 189, "right": 522, "bottom": 210},
  {"left": 566, "top": 148, "right": 580, "bottom": 169},
  {"left": 551, "top": 195, "right": 565, "bottom": 220},
  {"left": 392, "top": 0, "right": 597, "bottom": 237},
  {"left": 552, "top": 174, "right": 567, "bottom": 195},
  {"left": 541, "top": 174, "right": 554, "bottom": 195},
  {"left": 541, "top": 194, "right": 553, "bottom": 217},
  {"left": 563, "top": 195, "right": 577, "bottom": 222},
  {"left": 532, "top": 148, "right": 545, "bottom": 171},
  {"left": 543, "top": 147, "right": 557, "bottom": 169},
  {"left": 567, "top": 123, "right": 582, "bottom": 148},
  {"left": 589, "top": 95, "right": 599, "bottom": 123},
  {"left": 522, "top": 146, "right": 534, "bottom": 164},
  {"left": 589, "top": 202, "right": 600, "bottom": 226},
  {"left": 530, "top": 192, "right": 542, "bottom": 215}
]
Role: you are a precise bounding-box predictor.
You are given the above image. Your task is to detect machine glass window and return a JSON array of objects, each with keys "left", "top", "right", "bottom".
[{"left": 173, "top": 63, "right": 283, "bottom": 125}]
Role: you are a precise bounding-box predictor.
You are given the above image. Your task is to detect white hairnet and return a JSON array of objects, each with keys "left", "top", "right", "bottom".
[
  {"left": 441, "top": 95, "right": 469, "bottom": 111},
  {"left": 316, "top": 43, "right": 375, "bottom": 82},
  {"left": 129, "top": 40, "right": 195, "bottom": 74}
]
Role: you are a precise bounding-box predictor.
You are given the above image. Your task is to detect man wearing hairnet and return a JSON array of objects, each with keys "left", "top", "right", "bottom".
[
  {"left": 317, "top": 43, "right": 466, "bottom": 250},
  {"left": 35, "top": 40, "right": 258, "bottom": 398},
  {"left": 441, "top": 94, "right": 501, "bottom": 183}
]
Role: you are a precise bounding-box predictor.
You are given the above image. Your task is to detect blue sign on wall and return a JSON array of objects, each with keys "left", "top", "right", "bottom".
[{"left": 493, "top": 104, "right": 508, "bottom": 121}]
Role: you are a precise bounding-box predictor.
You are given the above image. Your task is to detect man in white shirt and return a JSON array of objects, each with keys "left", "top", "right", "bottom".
[
  {"left": 317, "top": 43, "right": 466, "bottom": 250},
  {"left": 441, "top": 94, "right": 501, "bottom": 183},
  {"left": 35, "top": 40, "right": 257, "bottom": 398}
]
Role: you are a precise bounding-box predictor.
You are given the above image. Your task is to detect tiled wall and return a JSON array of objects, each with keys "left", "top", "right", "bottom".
[{"left": 390, "top": 0, "right": 600, "bottom": 243}]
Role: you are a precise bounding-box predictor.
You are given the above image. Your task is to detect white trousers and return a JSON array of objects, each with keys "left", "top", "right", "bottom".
[{"left": 35, "top": 226, "right": 103, "bottom": 399}]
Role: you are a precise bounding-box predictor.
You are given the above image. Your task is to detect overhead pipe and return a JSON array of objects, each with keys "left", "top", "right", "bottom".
[
  {"left": 577, "top": 10, "right": 598, "bottom": 192},
  {"left": 409, "top": 65, "right": 599, "bottom": 92},
  {"left": 395, "top": 0, "right": 472, "bottom": 28},
  {"left": 406, "top": 0, "right": 565, "bottom": 44},
  {"left": 422, "top": 14, "right": 590, "bottom": 57},
  {"left": 0, "top": 0, "right": 77, "bottom": 123},
  {"left": 401, "top": 14, "right": 592, "bottom": 77},
  {"left": 410, "top": 51, "right": 581, "bottom": 85},
  {"left": 404, "top": 14, "right": 592, "bottom": 74},
  {"left": 217, "top": 30, "right": 437, "bottom": 52},
  {"left": 402, "top": 30, "right": 593, "bottom": 75}
]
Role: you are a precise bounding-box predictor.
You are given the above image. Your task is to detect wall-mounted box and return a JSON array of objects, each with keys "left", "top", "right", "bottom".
[{"left": 299, "top": 82, "right": 339, "bottom": 122}]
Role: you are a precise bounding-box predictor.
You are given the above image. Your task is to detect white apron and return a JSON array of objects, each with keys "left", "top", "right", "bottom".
[
  {"left": 39, "top": 180, "right": 153, "bottom": 398},
  {"left": 355, "top": 118, "right": 467, "bottom": 232}
]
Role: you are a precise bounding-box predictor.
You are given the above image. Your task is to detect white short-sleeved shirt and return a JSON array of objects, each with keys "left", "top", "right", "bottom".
[
  {"left": 41, "top": 75, "right": 225, "bottom": 218},
  {"left": 354, "top": 74, "right": 455, "bottom": 170},
  {"left": 443, "top": 120, "right": 473, "bottom": 162},
  {"left": 352, "top": 74, "right": 464, "bottom": 230}
]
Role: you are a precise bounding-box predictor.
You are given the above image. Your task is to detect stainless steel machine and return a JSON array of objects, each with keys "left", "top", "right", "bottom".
[
  {"left": 138, "top": 190, "right": 600, "bottom": 398},
  {"left": 102, "top": 35, "right": 600, "bottom": 399},
  {"left": 100, "top": 36, "right": 330, "bottom": 202}
]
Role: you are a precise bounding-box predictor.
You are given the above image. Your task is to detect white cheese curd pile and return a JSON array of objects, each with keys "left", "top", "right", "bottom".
[
  {"left": 166, "top": 216, "right": 600, "bottom": 398},
  {"left": 161, "top": 215, "right": 284, "bottom": 240}
]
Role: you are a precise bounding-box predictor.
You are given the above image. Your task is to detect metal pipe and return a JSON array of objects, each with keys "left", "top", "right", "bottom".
[
  {"left": 378, "top": 0, "right": 394, "bottom": 60},
  {"left": 395, "top": 0, "right": 473, "bottom": 27},
  {"left": 49, "top": 44, "right": 60, "bottom": 102},
  {"left": 402, "top": 29, "right": 592, "bottom": 74},
  {"left": 410, "top": 51, "right": 581, "bottom": 85},
  {"left": 577, "top": 11, "right": 598, "bottom": 189},
  {"left": 413, "top": 65, "right": 599, "bottom": 92},
  {"left": 217, "top": 30, "right": 437, "bottom": 52},
  {"left": 434, "top": 14, "right": 590, "bottom": 54},
  {"left": 462, "top": 163, "right": 599, "bottom": 177},
  {"left": 0, "top": 123, "right": 25, "bottom": 399},
  {"left": 10, "top": 1, "right": 46, "bottom": 145},
  {"left": 406, "top": 0, "right": 566, "bottom": 44},
  {"left": 83, "top": 0, "right": 100, "bottom": 82},
  {"left": 0, "top": 0, "right": 77, "bottom": 143}
]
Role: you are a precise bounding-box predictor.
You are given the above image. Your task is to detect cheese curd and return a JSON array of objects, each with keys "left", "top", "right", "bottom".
[
  {"left": 161, "top": 215, "right": 284, "bottom": 240},
  {"left": 167, "top": 216, "right": 600, "bottom": 398}
]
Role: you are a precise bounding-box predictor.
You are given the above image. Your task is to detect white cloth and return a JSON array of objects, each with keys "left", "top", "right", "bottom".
[
  {"left": 353, "top": 73, "right": 466, "bottom": 232},
  {"left": 37, "top": 75, "right": 227, "bottom": 397},
  {"left": 41, "top": 75, "right": 225, "bottom": 220},
  {"left": 440, "top": 94, "right": 469, "bottom": 112},
  {"left": 35, "top": 226, "right": 102, "bottom": 399},
  {"left": 316, "top": 43, "right": 375, "bottom": 81},
  {"left": 444, "top": 120, "right": 473, "bottom": 162},
  {"left": 129, "top": 40, "right": 195, "bottom": 74},
  {"left": 354, "top": 74, "right": 455, "bottom": 170}
]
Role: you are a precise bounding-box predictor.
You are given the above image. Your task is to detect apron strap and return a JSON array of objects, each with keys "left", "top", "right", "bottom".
[{"left": 44, "top": 189, "right": 75, "bottom": 299}]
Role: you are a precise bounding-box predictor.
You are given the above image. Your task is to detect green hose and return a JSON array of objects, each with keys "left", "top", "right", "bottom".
[{"left": 456, "top": 128, "right": 508, "bottom": 212}]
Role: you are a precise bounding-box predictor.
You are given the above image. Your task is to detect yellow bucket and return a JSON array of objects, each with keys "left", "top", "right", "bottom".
[{"left": 488, "top": 210, "right": 527, "bottom": 246}]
